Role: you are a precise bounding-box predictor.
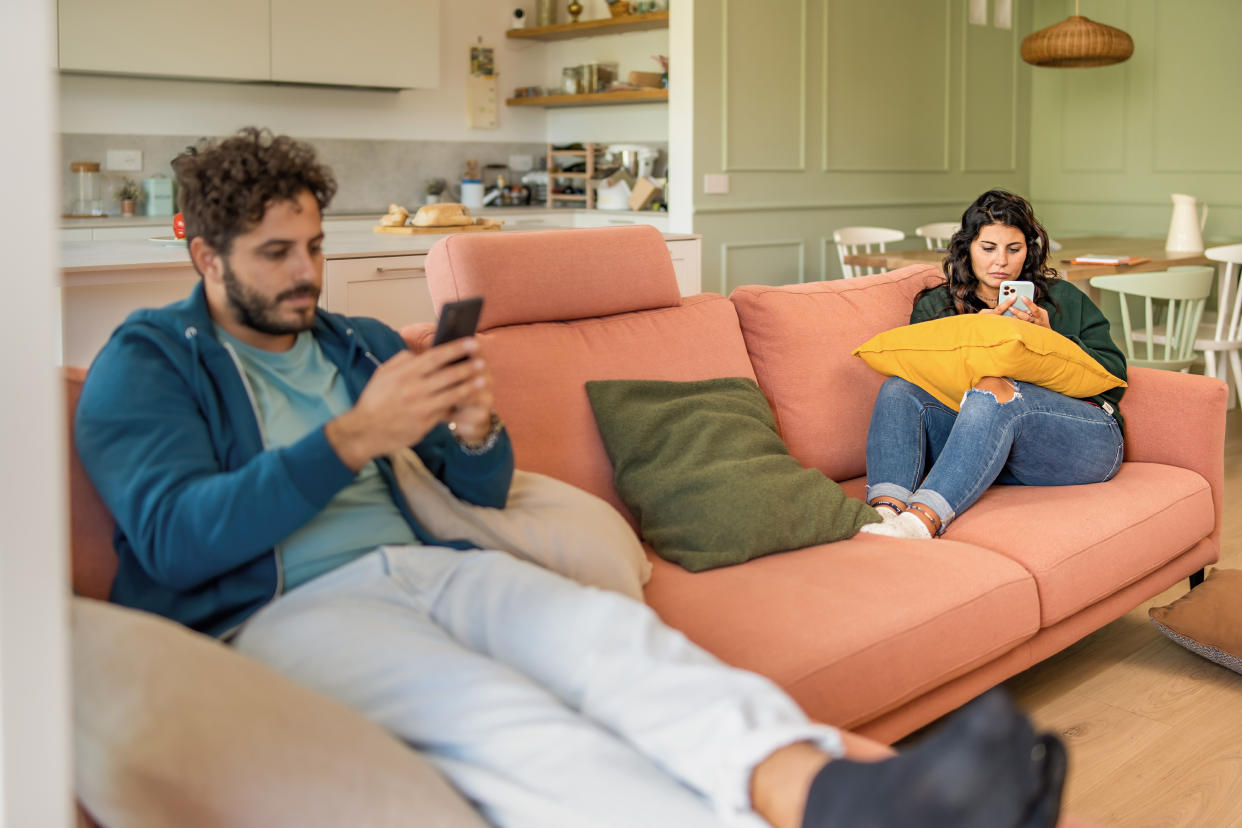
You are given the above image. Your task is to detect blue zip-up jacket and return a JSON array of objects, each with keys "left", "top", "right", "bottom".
[{"left": 74, "top": 282, "right": 514, "bottom": 638}]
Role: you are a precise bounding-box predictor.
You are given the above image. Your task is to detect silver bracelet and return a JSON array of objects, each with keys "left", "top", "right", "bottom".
[{"left": 449, "top": 412, "right": 503, "bottom": 455}]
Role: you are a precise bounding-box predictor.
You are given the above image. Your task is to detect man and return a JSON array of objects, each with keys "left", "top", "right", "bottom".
[{"left": 76, "top": 128, "right": 1064, "bottom": 828}]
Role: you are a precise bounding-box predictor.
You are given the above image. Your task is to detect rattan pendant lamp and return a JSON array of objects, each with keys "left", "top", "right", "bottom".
[{"left": 1021, "top": 0, "right": 1133, "bottom": 67}]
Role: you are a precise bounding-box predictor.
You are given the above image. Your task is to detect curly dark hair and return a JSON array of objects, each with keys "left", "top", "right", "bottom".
[
  {"left": 172, "top": 127, "right": 337, "bottom": 256},
  {"left": 916, "top": 189, "right": 1060, "bottom": 315}
]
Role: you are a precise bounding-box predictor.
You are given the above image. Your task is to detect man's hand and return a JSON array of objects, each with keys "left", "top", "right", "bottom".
[{"left": 324, "top": 338, "right": 491, "bottom": 472}]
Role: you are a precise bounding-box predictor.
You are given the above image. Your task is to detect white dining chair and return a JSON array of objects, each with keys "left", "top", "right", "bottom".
[
  {"left": 1195, "top": 244, "right": 1242, "bottom": 407},
  {"left": 1089, "top": 266, "right": 1215, "bottom": 373},
  {"left": 914, "top": 222, "right": 960, "bottom": 250},
  {"left": 833, "top": 226, "right": 905, "bottom": 278}
]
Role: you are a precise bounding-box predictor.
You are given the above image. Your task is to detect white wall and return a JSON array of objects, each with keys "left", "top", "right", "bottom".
[
  {"left": 1, "top": 0, "right": 73, "bottom": 824},
  {"left": 58, "top": 0, "right": 670, "bottom": 144}
]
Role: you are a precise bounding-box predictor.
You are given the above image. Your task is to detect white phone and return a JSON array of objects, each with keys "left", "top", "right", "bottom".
[{"left": 999, "top": 280, "right": 1035, "bottom": 317}]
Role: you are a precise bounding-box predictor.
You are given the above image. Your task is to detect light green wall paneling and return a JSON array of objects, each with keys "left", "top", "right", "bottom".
[
  {"left": 1059, "top": 64, "right": 1126, "bottom": 172},
  {"left": 1030, "top": 0, "right": 1242, "bottom": 244},
  {"left": 1050, "top": 0, "right": 1128, "bottom": 173},
  {"left": 720, "top": 240, "right": 806, "bottom": 294},
  {"left": 723, "top": 0, "right": 806, "bottom": 171},
  {"left": 961, "top": 8, "right": 1019, "bottom": 172},
  {"left": 688, "top": 0, "right": 1032, "bottom": 287},
  {"left": 824, "top": 0, "right": 952, "bottom": 171},
  {"left": 1152, "top": 0, "right": 1242, "bottom": 173}
]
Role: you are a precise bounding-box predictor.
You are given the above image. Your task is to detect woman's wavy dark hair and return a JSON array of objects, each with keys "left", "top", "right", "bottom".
[
  {"left": 915, "top": 189, "right": 1060, "bottom": 315},
  {"left": 172, "top": 127, "right": 337, "bottom": 256}
]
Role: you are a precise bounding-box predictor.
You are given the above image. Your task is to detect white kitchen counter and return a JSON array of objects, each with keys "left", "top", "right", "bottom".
[
  {"left": 57, "top": 228, "right": 701, "bottom": 366},
  {"left": 61, "top": 229, "right": 698, "bottom": 277},
  {"left": 60, "top": 207, "right": 671, "bottom": 241}
]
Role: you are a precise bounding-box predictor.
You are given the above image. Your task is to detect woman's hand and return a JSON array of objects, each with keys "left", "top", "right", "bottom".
[{"left": 982, "top": 296, "right": 1049, "bottom": 328}]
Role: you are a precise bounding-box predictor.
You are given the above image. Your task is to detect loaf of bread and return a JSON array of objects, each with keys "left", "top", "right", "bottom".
[
  {"left": 413, "top": 202, "right": 475, "bottom": 227},
  {"left": 378, "top": 203, "right": 409, "bottom": 226}
]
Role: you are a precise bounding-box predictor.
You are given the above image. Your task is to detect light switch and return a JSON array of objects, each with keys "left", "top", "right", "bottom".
[{"left": 703, "top": 174, "right": 730, "bottom": 195}]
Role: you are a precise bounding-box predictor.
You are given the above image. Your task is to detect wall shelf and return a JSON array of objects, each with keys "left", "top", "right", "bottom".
[
  {"left": 506, "top": 10, "right": 668, "bottom": 42},
  {"left": 506, "top": 88, "right": 668, "bottom": 108}
]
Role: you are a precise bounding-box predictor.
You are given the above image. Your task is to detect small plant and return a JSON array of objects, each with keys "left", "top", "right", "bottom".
[
  {"left": 424, "top": 177, "right": 447, "bottom": 196},
  {"left": 115, "top": 177, "right": 142, "bottom": 202}
]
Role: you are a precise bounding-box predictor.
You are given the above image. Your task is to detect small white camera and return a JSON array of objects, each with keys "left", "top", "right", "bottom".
[{"left": 511, "top": 8, "right": 527, "bottom": 28}]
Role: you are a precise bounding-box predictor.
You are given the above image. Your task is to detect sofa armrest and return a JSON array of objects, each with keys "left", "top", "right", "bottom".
[
  {"left": 399, "top": 322, "right": 436, "bottom": 354},
  {"left": 1120, "top": 366, "right": 1226, "bottom": 540}
]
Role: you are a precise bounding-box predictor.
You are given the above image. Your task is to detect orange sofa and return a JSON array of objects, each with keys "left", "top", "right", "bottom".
[
  {"left": 413, "top": 224, "right": 1225, "bottom": 745},
  {"left": 64, "top": 223, "right": 1211, "bottom": 825}
]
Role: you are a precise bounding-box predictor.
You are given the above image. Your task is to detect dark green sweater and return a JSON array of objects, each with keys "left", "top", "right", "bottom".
[{"left": 911, "top": 281, "right": 1127, "bottom": 433}]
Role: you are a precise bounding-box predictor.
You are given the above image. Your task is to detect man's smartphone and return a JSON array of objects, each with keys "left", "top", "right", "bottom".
[
  {"left": 999, "top": 280, "right": 1035, "bottom": 317},
  {"left": 432, "top": 297, "right": 484, "bottom": 362}
]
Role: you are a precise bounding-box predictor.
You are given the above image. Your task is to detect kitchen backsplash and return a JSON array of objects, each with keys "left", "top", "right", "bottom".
[{"left": 59, "top": 133, "right": 558, "bottom": 216}]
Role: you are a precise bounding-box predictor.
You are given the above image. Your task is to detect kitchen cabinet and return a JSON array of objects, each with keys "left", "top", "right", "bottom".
[
  {"left": 665, "top": 238, "right": 701, "bottom": 297},
  {"left": 322, "top": 255, "right": 436, "bottom": 331},
  {"left": 57, "top": 0, "right": 437, "bottom": 89},
  {"left": 58, "top": 0, "right": 269, "bottom": 81},
  {"left": 573, "top": 212, "right": 668, "bottom": 232},
  {"left": 271, "top": 0, "right": 438, "bottom": 89}
]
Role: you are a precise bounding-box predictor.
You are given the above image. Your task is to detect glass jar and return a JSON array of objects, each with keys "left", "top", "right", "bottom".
[{"left": 69, "top": 161, "right": 103, "bottom": 216}]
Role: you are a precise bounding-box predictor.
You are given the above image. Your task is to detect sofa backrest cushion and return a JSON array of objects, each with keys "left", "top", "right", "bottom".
[
  {"left": 425, "top": 225, "right": 682, "bottom": 330},
  {"left": 423, "top": 226, "right": 756, "bottom": 526},
  {"left": 731, "top": 265, "right": 944, "bottom": 482},
  {"left": 64, "top": 366, "right": 118, "bottom": 600},
  {"left": 479, "top": 297, "right": 757, "bottom": 527}
]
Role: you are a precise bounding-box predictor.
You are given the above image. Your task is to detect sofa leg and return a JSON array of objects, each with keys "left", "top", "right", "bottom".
[{"left": 1189, "top": 568, "right": 1206, "bottom": 589}]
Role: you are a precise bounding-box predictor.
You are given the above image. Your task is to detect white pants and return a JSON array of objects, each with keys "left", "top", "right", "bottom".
[{"left": 235, "top": 546, "right": 843, "bottom": 828}]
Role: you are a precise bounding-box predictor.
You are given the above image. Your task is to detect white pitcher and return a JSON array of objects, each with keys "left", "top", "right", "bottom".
[{"left": 1166, "top": 193, "right": 1209, "bottom": 253}]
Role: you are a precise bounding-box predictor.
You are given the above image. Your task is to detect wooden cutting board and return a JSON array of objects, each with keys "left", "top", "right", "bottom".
[{"left": 373, "top": 222, "right": 502, "bottom": 235}]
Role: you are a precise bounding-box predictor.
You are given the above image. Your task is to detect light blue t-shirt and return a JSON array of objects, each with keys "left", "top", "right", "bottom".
[{"left": 216, "top": 328, "right": 419, "bottom": 590}]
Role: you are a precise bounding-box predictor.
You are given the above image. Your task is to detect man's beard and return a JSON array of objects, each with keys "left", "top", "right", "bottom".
[{"left": 221, "top": 260, "right": 319, "bottom": 336}]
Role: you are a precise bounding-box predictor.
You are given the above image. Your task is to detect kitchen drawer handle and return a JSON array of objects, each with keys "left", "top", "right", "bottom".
[{"left": 374, "top": 266, "right": 426, "bottom": 275}]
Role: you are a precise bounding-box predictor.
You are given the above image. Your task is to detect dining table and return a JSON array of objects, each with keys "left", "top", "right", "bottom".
[{"left": 842, "top": 235, "right": 1218, "bottom": 301}]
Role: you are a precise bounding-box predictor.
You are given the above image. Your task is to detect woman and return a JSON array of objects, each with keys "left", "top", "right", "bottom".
[{"left": 861, "top": 189, "right": 1126, "bottom": 539}]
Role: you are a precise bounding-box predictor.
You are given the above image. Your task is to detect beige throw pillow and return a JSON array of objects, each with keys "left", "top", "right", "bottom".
[
  {"left": 390, "top": 448, "right": 651, "bottom": 600},
  {"left": 1148, "top": 568, "right": 1242, "bottom": 674},
  {"left": 73, "top": 598, "right": 487, "bottom": 828}
]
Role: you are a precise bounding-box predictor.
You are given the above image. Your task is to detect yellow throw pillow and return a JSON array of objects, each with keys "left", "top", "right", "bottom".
[{"left": 853, "top": 314, "right": 1126, "bottom": 411}]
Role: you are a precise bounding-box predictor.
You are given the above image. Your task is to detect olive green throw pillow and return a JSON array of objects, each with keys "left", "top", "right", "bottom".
[{"left": 585, "top": 377, "right": 880, "bottom": 571}]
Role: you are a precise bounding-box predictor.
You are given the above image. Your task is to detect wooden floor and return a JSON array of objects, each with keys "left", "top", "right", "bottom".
[{"left": 997, "top": 408, "right": 1242, "bottom": 827}]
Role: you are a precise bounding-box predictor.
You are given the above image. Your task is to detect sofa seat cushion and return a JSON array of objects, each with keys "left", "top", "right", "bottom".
[
  {"left": 937, "top": 462, "right": 1215, "bottom": 627},
  {"left": 479, "top": 294, "right": 759, "bottom": 527},
  {"left": 642, "top": 534, "right": 1040, "bottom": 730},
  {"left": 731, "top": 266, "right": 945, "bottom": 483}
]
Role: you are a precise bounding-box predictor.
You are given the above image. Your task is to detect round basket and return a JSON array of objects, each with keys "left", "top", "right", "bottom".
[
  {"left": 1020, "top": 15, "right": 1133, "bottom": 67},
  {"left": 608, "top": 2, "right": 631, "bottom": 18}
]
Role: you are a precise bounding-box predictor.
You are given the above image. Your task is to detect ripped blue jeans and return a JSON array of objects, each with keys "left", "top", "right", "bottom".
[{"left": 864, "top": 376, "right": 1124, "bottom": 532}]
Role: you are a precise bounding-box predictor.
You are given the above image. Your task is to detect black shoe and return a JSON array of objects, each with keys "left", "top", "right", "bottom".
[{"left": 802, "top": 689, "right": 1066, "bottom": 828}]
